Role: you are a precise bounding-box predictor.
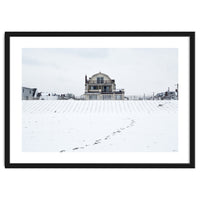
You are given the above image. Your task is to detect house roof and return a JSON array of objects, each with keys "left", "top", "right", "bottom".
[
  {"left": 90, "top": 72, "right": 112, "bottom": 80},
  {"left": 22, "top": 87, "right": 37, "bottom": 90}
]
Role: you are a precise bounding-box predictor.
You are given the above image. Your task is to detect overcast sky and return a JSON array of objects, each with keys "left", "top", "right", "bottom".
[{"left": 22, "top": 48, "right": 178, "bottom": 96}]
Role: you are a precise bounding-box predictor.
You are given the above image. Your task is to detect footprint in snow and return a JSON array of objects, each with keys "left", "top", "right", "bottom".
[
  {"left": 69, "top": 118, "right": 136, "bottom": 151},
  {"left": 94, "top": 140, "right": 101, "bottom": 145},
  {"left": 60, "top": 150, "right": 66, "bottom": 152},
  {"left": 104, "top": 136, "right": 110, "bottom": 140}
]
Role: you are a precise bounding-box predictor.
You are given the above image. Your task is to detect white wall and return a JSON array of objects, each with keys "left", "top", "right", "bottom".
[{"left": 0, "top": 1, "right": 199, "bottom": 200}]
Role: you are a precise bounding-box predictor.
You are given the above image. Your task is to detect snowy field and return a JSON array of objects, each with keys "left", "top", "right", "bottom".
[{"left": 22, "top": 100, "right": 178, "bottom": 152}]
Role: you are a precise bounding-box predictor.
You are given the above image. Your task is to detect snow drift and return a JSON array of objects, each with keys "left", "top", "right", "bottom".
[{"left": 22, "top": 100, "right": 178, "bottom": 152}]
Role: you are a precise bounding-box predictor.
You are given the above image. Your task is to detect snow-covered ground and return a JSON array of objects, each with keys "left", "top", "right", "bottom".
[{"left": 22, "top": 100, "right": 178, "bottom": 152}]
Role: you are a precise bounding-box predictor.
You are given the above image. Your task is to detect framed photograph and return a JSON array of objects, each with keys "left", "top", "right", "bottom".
[{"left": 5, "top": 32, "right": 195, "bottom": 168}]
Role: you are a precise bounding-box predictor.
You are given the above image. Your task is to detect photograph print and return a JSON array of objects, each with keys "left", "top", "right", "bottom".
[{"left": 5, "top": 32, "right": 195, "bottom": 168}]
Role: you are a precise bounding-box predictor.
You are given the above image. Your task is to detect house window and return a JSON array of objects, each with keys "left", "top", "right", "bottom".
[
  {"left": 89, "top": 94, "right": 97, "bottom": 100},
  {"left": 103, "top": 95, "right": 111, "bottom": 100},
  {"left": 97, "top": 77, "right": 104, "bottom": 84},
  {"left": 29, "top": 90, "right": 31, "bottom": 94},
  {"left": 115, "top": 95, "right": 122, "bottom": 100},
  {"left": 91, "top": 86, "right": 98, "bottom": 90}
]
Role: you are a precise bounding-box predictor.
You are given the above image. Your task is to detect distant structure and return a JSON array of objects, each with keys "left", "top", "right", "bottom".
[
  {"left": 39, "top": 92, "right": 59, "bottom": 100},
  {"left": 154, "top": 91, "right": 177, "bottom": 100},
  {"left": 59, "top": 93, "right": 75, "bottom": 100},
  {"left": 22, "top": 87, "right": 37, "bottom": 100},
  {"left": 84, "top": 72, "right": 125, "bottom": 100}
]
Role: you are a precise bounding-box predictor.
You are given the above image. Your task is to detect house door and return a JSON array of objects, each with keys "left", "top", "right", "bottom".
[{"left": 103, "top": 86, "right": 109, "bottom": 92}]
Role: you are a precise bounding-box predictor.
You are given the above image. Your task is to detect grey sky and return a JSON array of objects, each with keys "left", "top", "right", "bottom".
[{"left": 22, "top": 48, "right": 178, "bottom": 96}]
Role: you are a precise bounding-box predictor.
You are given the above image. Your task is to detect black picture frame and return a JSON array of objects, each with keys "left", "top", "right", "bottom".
[{"left": 5, "top": 32, "right": 195, "bottom": 168}]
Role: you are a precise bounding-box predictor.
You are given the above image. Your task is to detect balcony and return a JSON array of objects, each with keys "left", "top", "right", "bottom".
[
  {"left": 114, "top": 89, "right": 124, "bottom": 94},
  {"left": 88, "top": 80, "right": 113, "bottom": 84},
  {"left": 86, "top": 89, "right": 124, "bottom": 94}
]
